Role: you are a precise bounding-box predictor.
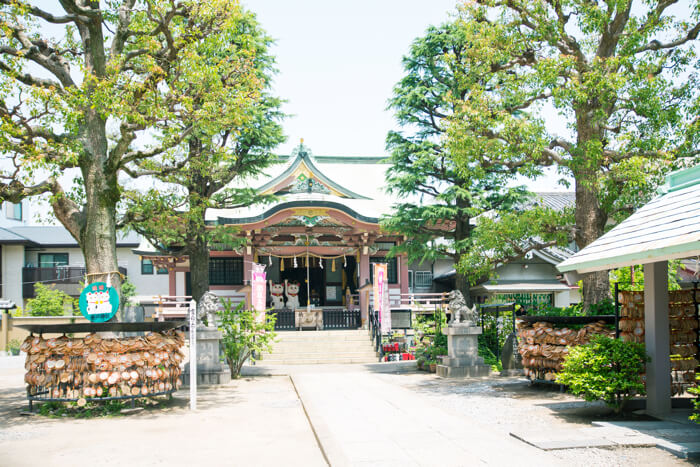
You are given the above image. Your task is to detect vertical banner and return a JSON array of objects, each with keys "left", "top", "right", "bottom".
[
  {"left": 251, "top": 263, "right": 267, "bottom": 321},
  {"left": 373, "top": 263, "right": 391, "bottom": 333},
  {"left": 188, "top": 299, "right": 197, "bottom": 411}
]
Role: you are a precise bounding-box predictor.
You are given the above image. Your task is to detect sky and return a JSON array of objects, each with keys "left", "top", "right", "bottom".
[
  {"left": 244, "top": 0, "right": 459, "bottom": 157},
  {"left": 245, "top": 0, "right": 570, "bottom": 190}
]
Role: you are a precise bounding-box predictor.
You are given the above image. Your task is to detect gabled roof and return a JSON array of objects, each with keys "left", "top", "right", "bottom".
[
  {"left": 558, "top": 165, "right": 700, "bottom": 274},
  {"left": 0, "top": 227, "right": 36, "bottom": 245},
  {"left": 536, "top": 192, "right": 575, "bottom": 211},
  {"left": 256, "top": 143, "right": 370, "bottom": 200},
  {"left": 6, "top": 226, "right": 141, "bottom": 248}
]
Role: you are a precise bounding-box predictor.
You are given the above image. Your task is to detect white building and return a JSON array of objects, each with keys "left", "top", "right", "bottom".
[{"left": 0, "top": 201, "right": 169, "bottom": 308}]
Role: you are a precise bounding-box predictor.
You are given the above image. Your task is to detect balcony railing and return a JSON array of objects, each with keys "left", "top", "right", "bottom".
[{"left": 22, "top": 266, "right": 128, "bottom": 298}]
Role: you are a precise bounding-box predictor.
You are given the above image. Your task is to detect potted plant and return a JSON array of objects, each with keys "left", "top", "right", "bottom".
[
  {"left": 8, "top": 339, "right": 21, "bottom": 356},
  {"left": 429, "top": 359, "right": 437, "bottom": 373},
  {"left": 416, "top": 356, "right": 426, "bottom": 370}
]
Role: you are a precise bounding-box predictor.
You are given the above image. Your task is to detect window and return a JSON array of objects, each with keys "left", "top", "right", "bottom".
[
  {"left": 38, "top": 253, "right": 68, "bottom": 268},
  {"left": 156, "top": 266, "right": 169, "bottom": 275},
  {"left": 141, "top": 258, "right": 154, "bottom": 275},
  {"left": 209, "top": 257, "right": 243, "bottom": 285},
  {"left": 369, "top": 256, "right": 397, "bottom": 284},
  {"left": 5, "top": 202, "right": 22, "bottom": 220},
  {"left": 414, "top": 271, "right": 433, "bottom": 288}
]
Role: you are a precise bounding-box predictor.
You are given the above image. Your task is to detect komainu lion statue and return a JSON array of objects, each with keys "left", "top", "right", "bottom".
[
  {"left": 448, "top": 290, "right": 478, "bottom": 324},
  {"left": 197, "top": 291, "right": 221, "bottom": 327}
]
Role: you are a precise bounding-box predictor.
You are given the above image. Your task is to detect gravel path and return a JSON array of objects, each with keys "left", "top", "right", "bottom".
[{"left": 380, "top": 372, "right": 693, "bottom": 466}]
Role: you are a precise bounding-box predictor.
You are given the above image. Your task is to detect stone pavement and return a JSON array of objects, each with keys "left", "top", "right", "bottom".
[
  {"left": 0, "top": 367, "right": 326, "bottom": 467},
  {"left": 292, "top": 370, "right": 560, "bottom": 466}
]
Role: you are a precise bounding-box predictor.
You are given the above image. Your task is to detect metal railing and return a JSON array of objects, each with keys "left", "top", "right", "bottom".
[
  {"left": 22, "top": 266, "right": 127, "bottom": 298},
  {"left": 269, "top": 309, "right": 295, "bottom": 330},
  {"left": 368, "top": 308, "right": 383, "bottom": 358},
  {"left": 478, "top": 302, "right": 517, "bottom": 361},
  {"left": 322, "top": 308, "right": 361, "bottom": 329}
]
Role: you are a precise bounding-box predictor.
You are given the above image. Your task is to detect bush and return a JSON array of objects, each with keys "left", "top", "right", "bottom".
[
  {"left": 217, "top": 299, "right": 277, "bottom": 378},
  {"left": 556, "top": 336, "right": 648, "bottom": 413},
  {"left": 689, "top": 375, "right": 700, "bottom": 424},
  {"left": 121, "top": 278, "right": 137, "bottom": 305},
  {"left": 8, "top": 338, "right": 21, "bottom": 355},
  {"left": 25, "top": 283, "right": 76, "bottom": 316}
]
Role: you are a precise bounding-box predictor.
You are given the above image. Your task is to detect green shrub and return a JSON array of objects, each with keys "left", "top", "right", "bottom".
[
  {"left": 217, "top": 300, "right": 277, "bottom": 378},
  {"left": 556, "top": 336, "right": 648, "bottom": 413},
  {"left": 689, "top": 376, "right": 700, "bottom": 424},
  {"left": 25, "top": 283, "right": 76, "bottom": 316},
  {"left": 121, "top": 278, "right": 137, "bottom": 305},
  {"left": 8, "top": 338, "right": 21, "bottom": 355}
]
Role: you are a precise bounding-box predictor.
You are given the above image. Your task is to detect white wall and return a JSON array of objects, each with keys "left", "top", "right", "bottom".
[
  {"left": 0, "top": 200, "right": 28, "bottom": 228},
  {"left": 175, "top": 271, "right": 185, "bottom": 296},
  {"left": 23, "top": 247, "right": 169, "bottom": 297},
  {"left": 495, "top": 260, "right": 560, "bottom": 282},
  {"left": 2, "top": 245, "right": 24, "bottom": 306}
]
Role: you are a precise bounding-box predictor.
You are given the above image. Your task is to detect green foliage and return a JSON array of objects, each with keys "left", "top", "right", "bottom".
[
  {"left": 450, "top": 2, "right": 699, "bottom": 305},
  {"left": 121, "top": 278, "right": 137, "bottom": 305},
  {"left": 7, "top": 338, "right": 21, "bottom": 354},
  {"left": 689, "top": 377, "right": 700, "bottom": 424},
  {"left": 122, "top": 7, "right": 284, "bottom": 299},
  {"left": 36, "top": 398, "right": 167, "bottom": 418},
  {"left": 534, "top": 299, "right": 614, "bottom": 317},
  {"left": 477, "top": 335, "right": 502, "bottom": 372},
  {"left": 609, "top": 261, "right": 683, "bottom": 293},
  {"left": 0, "top": 1, "right": 281, "bottom": 300},
  {"left": 556, "top": 336, "right": 648, "bottom": 413},
  {"left": 382, "top": 21, "right": 570, "bottom": 298},
  {"left": 25, "top": 283, "right": 75, "bottom": 317},
  {"left": 217, "top": 299, "right": 277, "bottom": 378}
]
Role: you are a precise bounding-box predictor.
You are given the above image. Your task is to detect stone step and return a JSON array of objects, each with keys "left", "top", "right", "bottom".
[
  {"left": 257, "top": 356, "right": 380, "bottom": 365},
  {"left": 268, "top": 342, "right": 376, "bottom": 350},
  {"left": 274, "top": 330, "right": 368, "bottom": 338},
  {"left": 261, "top": 350, "right": 378, "bottom": 358}
]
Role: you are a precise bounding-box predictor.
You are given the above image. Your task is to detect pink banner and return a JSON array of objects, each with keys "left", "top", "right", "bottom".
[
  {"left": 251, "top": 263, "right": 267, "bottom": 316},
  {"left": 373, "top": 263, "right": 391, "bottom": 333}
]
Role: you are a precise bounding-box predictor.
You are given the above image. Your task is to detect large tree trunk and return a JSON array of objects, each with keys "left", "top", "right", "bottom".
[
  {"left": 188, "top": 235, "right": 210, "bottom": 304},
  {"left": 454, "top": 204, "right": 472, "bottom": 306},
  {"left": 185, "top": 138, "right": 212, "bottom": 304},
  {"left": 574, "top": 116, "right": 611, "bottom": 311}
]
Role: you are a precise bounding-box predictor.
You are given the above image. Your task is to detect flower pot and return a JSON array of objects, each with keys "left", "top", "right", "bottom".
[{"left": 429, "top": 363, "right": 437, "bottom": 373}]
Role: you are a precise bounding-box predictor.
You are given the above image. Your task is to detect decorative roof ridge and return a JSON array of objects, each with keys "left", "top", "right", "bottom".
[
  {"left": 658, "top": 163, "right": 700, "bottom": 194},
  {"left": 257, "top": 142, "right": 371, "bottom": 200}
]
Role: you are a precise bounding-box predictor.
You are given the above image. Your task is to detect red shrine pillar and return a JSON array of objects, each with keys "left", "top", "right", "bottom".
[{"left": 359, "top": 251, "right": 370, "bottom": 327}]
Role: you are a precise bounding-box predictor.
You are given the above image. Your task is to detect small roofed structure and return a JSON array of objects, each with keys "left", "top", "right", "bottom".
[{"left": 557, "top": 164, "right": 700, "bottom": 417}]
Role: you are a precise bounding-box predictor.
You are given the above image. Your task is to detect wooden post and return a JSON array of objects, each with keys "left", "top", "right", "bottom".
[
  {"left": 644, "top": 261, "right": 671, "bottom": 417},
  {"left": 1, "top": 311, "right": 9, "bottom": 352}
]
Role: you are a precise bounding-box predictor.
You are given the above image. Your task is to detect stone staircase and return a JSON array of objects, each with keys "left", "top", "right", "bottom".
[{"left": 259, "top": 329, "right": 379, "bottom": 365}]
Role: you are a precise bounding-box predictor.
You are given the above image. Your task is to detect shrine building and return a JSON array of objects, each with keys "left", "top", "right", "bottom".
[{"left": 142, "top": 142, "right": 408, "bottom": 319}]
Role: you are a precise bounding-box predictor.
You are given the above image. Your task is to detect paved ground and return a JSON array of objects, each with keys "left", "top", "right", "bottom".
[
  {"left": 288, "top": 367, "right": 692, "bottom": 466},
  {"left": 0, "top": 367, "right": 326, "bottom": 467},
  {"left": 1, "top": 359, "right": 697, "bottom": 466}
]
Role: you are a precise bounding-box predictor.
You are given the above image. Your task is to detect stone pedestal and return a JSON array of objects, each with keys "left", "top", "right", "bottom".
[
  {"left": 182, "top": 327, "right": 231, "bottom": 386},
  {"left": 437, "top": 323, "right": 491, "bottom": 378}
]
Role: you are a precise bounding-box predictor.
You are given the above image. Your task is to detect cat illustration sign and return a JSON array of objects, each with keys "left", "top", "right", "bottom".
[{"left": 79, "top": 282, "right": 120, "bottom": 323}]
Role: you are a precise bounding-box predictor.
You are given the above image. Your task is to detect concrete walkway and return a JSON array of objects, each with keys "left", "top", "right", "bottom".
[
  {"left": 292, "top": 370, "right": 559, "bottom": 466},
  {"left": 0, "top": 367, "right": 326, "bottom": 467}
]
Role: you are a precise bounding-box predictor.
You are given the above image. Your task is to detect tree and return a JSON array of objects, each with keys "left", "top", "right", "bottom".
[
  {"left": 453, "top": 1, "right": 700, "bottom": 307},
  {"left": 383, "top": 22, "right": 570, "bottom": 304},
  {"left": 0, "top": 1, "right": 257, "bottom": 302},
  {"left": 122, "top": 9, "right": 283, "bottom": 303},
  {"left": 217, "top": 299, "right": 276, "bottom": 378}
]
